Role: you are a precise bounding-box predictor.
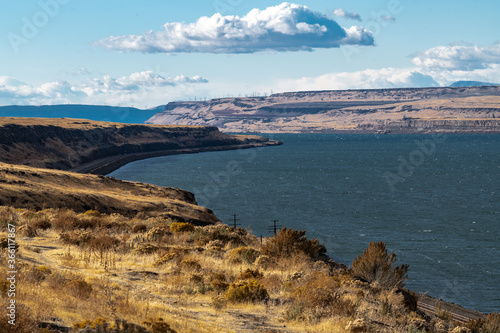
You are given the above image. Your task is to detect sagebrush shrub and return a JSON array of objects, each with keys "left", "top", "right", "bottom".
[
  {"left": 170, "top": 222, "right": 195, "bottom": 233},
  {"left": 237, "top": 268, "right": 263, "bottom": 281},
  {"left": 209, "top": 273, "right": 229, "bottom": 294},
  {"left": 261, "top": 228, "right": 326, "bottom": 260},
  {"left": 228, "top": 246, "right": 260, "bottom": 264},
  {"left": 179, "top": 259, "right": 202, "bottom": 272},
  {"left": 254, "top": 255, "right": 275, "bottom": 270},
  {"left": 290, "top": 271, "right": 356, "bottom": 321},
  {"left": 225, "top": 280, "right": 269, "bottom": 303},
  {"left": 352, "top": 241, "right": 409, "bottom": 289},
  {"left": 83, "top": 209, "right": 102, "bottom": 217},
  {"left": 466, "top": 312, "right": 500, "bottom": 333},
  {"left": 67, "top": 279, "right": 93, "bottom": 300}
]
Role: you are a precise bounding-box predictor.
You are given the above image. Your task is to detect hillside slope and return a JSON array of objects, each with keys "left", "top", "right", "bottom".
[
  {"left": 147, "top": 86, "right": 500, "bottom": 133},
  {"left": 0, "top": 117, "right": 280, "bottom": 174},
  {"left": 0, "top": 162, "right": 218, "bottom": 224}
]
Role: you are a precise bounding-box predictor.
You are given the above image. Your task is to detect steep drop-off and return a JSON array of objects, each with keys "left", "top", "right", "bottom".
[
  {"left": 0, "top": 117, "right": 280, "bottom": 174},
  {"left": 147, "top": 85, "right": 500, "bottom": 133}
]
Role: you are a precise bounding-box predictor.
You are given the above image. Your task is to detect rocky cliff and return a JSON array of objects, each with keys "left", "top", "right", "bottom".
[
  {"left": 0, "top": 118, "right": 280, "bottom": 174},
  {"left": 147, "top": 86, "right": 500, "bottom": 133}
]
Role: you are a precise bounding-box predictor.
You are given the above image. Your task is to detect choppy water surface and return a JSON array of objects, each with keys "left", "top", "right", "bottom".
[{"left": 109, "top": 134, "right": 500, "bottom": 312}]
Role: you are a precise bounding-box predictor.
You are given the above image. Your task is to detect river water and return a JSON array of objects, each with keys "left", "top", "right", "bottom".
[{"left": 109, "top": 134, "right": 500, "bottom": 312}]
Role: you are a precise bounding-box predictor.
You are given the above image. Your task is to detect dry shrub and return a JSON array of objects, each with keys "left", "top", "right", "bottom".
[
  {"left": 261, "top": 228, "right": 326, "bottom": 260},
  {"left": 228, "top": 246, "right": 260, "bottom": 264},
  {"left": 466, "top": 312, "right": 500, "bottom": 333},
  {"left": 193, "top": 225, "right": 248, "bottom": 247},
  {"left": 211, "top": 295, "right": 228, "bottom": 310},
  {"left": 146, "top": 225, "right": 172, "bottom": 243},
  {"left": 52, "top": 209, "right": 80, "bottom": 230},
  {"left": 132, "top": 223, "right": 147, "bottom": 233},
  {"left": 287, "top": 271, "right": 356, "bottom": 321},
  {"left": 255, "top": 255, "right": 275, "bottom": 270},
  {"left": 60, "top": 230, "right": 93, "bottom": 246},
  {"left": 83, "top": 209, "right": 102, "bottom": 217},
  {"left": 260, "top": 274, "right": 283, "bottom": 294},
  {"left": 179, "top": 259, "right": 202, "bottom": 272},
  {"left": 209, "top": 273, "right": 229, "bottom": 294},
  {"left": 170, "top": 222, "right": 195, "bottom": 233},
  {"left": 205, "top": 246, "right": 224, "bottom": 258},
  {"left": 352, "top": 241, "right": 409, "bottom": 289},
  {"left": 226, "top": 280, "right": 269, "bottom": 303},
  {"left": 154, "top": 247, "right": 189, "bottom": 266},
  {"left": 19, "top": 224, "right": 37, "bottom": 237},
  {"left": 24, "top": 265, "right": 52, "bottom": 283},
  {"left": 31, "top": 218, "right": 52, "bottom": 230},
  {"left": 236, "top": 268, "right": 263, "bottom": 280},
  {"left": 67, "top": 279, "right": 93, "bottom": 300},
  {"left": 133, "top": 243, "right": 159, "bottom": 255},
  {"left": 143, "top": 317, "right": 178, "bottom": 333}
]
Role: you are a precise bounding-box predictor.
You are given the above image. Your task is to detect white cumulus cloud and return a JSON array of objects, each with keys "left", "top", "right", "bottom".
[
  {"left": 333, "top": 8, "right": 362, "bottom": 21},
  {"left": 411, "top": 42, "right": 500, "bottom": 71},
  {"left": 96, "top": 2, "right": 374, "bottom": 54},
  {"left": 0, "top": 72, "right": 208, "bottom": 107},
  {"left": 276, "top": 68, "right": 439, "bottom": 92}
]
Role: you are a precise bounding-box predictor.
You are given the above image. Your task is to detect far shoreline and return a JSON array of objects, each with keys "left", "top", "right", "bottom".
[{"left": 71, "top": 140, "right": 282, "bottom": 175}]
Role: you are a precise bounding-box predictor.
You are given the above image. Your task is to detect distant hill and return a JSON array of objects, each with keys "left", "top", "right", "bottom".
[
  {"left": 450, "top": 81, "right": 499, "bottom": 87},
  {"left": 0, "top": 104, "right": 164, "bottom": 124},
  {"left": 147, "top": 86, "right": 500, "bottom": 133}
]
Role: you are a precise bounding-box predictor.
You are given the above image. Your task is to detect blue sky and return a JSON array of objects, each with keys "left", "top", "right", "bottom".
[{"left": 1, "top": 0, "right": 499, "bottom": 107}]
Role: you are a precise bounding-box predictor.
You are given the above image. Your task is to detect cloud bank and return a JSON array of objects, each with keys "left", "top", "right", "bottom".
[
  {"left": 333, "top": 8, "right": 362, "bottom": 21},
  {"left": 96, "top": 2, "right": 374, "bottom": 54},
  {"left": 0, "top": 72, "right": 208, "bottom": 108},
  {"left": 276, "top": 68, "right": 440, "bottom": 92},
  {"left": 411, "top": 42, "right": 500, "bottom": 71}
]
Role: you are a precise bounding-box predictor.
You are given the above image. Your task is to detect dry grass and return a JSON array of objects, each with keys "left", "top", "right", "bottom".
[{"left": 0, "top": 206, "right": 486, "bottom": 332}]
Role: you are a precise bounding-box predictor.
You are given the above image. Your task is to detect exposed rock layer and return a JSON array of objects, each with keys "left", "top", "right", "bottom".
[{"left": 147, "top": 86, "right": 500, "bottom": 133}]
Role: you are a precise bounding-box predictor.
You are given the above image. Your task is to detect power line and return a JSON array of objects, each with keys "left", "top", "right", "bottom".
[{"left": 268, "top": 219, "right": 282, "bottom": 236}]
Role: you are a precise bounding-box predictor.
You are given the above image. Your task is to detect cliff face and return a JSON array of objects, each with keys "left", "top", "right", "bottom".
[
  {"left": 147, "top": 86, "right": 500, "bottom": 133},
  {"left": 0, "top": 118, "right": 279, "bottom": 173},
  {"left": 0, "top": 162, "right": 219, "bottom": 224}
]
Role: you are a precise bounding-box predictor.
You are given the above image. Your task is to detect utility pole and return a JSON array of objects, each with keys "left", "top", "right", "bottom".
[
  {"left": 231, "top": 214, "right": 241, "bottom": 229},
  {"left": 268, "top": 220, "right": 282, "bottom": 236}
]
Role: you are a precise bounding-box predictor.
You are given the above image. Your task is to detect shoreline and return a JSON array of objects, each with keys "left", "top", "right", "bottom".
[{"left": 71, "top": 140, "right": 282, "bottom": 175}]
